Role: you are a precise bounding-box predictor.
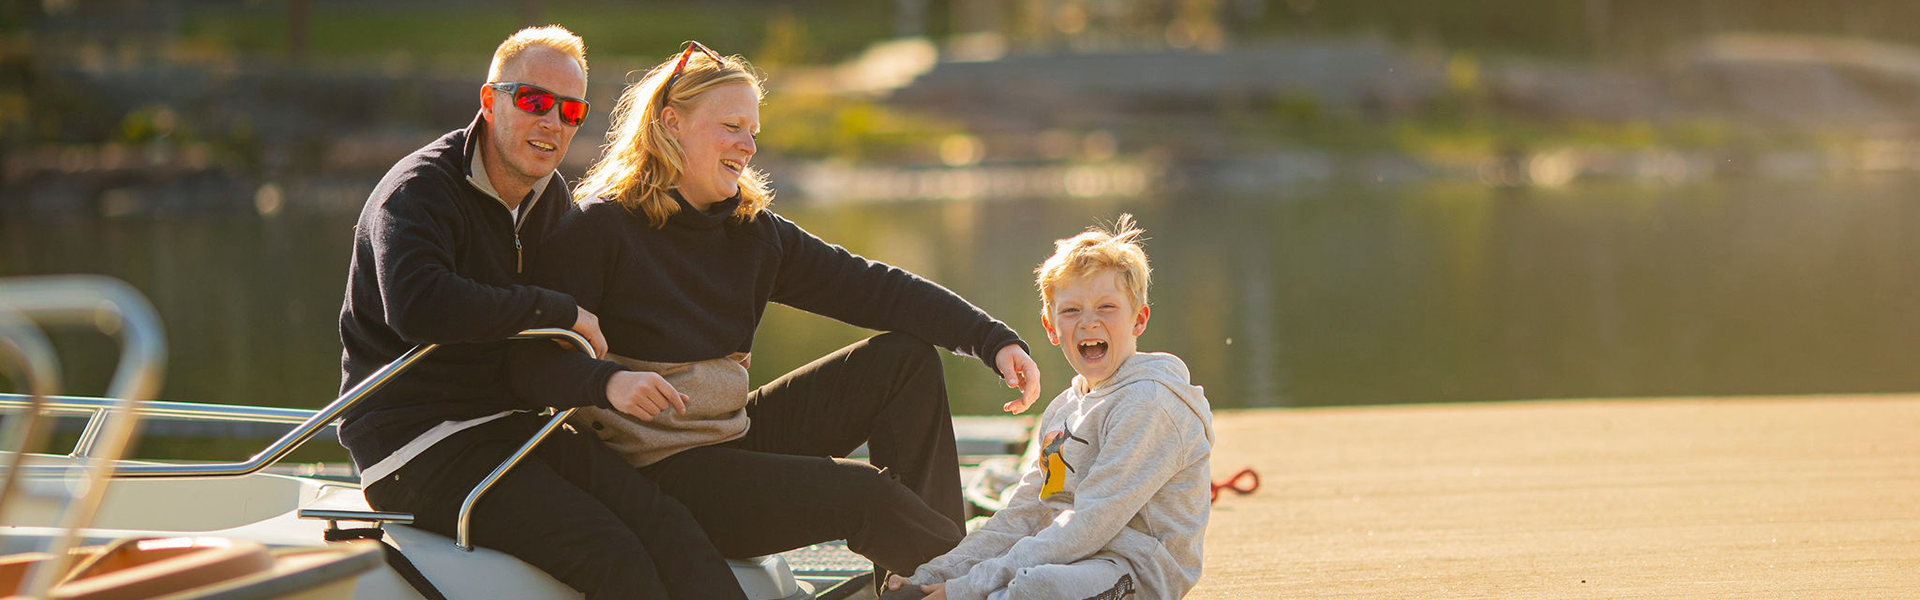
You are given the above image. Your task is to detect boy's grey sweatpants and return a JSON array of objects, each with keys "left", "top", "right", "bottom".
[{"left": 985, "top": 557, "right": 1137, "bottom": 600}]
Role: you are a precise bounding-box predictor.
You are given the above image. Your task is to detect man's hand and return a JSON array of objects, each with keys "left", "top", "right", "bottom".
[
  {"left": 604, "top": 371, "right": 687, "bottom": 421},
  {"left": 571, "top": 306, "right": 609, "bottom": 358},
  {"left": 995, "top": 344, "right": 1043, "bottom": 414},
  {"left": 922, "top": 582, "right": 947, "bottom": 599}
]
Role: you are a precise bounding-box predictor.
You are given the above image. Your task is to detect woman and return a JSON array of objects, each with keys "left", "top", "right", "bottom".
[{"left": 528, "top": 41, "right": 1045, "bottom": 579}]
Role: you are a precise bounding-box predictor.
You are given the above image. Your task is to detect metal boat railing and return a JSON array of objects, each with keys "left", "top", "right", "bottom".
[
  {"left": 0, "top": 275, "right": 165, "bottom": 597},
  {"left": 0, "top": 329, "right": 592, "bottom": 481},
  {"left": 456, "top": 404, "right": 579, "bottom": 551},
  {"left": 0, "top": 313, "right": 598, "bottom": 551},
  {"left": 0, "top": 306, "right": 60, "bottom": 519},
  {"left": 0, "top": 395, "right": 322, "bottom": 426}
]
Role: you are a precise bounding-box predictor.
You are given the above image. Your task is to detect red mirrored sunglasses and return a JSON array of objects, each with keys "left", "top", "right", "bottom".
[
  {"left": 654, "top": 40, "right": 724, "bottom": 114},
  {"left": 487, "top": 82, "right": 590, "bottom": 127}
]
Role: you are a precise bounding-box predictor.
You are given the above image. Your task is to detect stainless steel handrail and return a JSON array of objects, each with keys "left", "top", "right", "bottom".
[
  {"left": 1, "top": 328, "right": 595, "bottom": 480},
  {"left": 0, "top": 394, "right": 320, "bottom": 425},
  {"left": 0, "top": 316, "right": 598, "bottom": 554},
  {"left": 0, "top": 307, "right": 61, "bottom": 524},
  {"left": 0, "top": 275, "right": 165, "bottom": 598},
  {"left": 452, "top": 330, "right": 599, "bottom": 550},
  {"left": 455, "top": 406, "right": 579, "bottom": 551},
  {"left": 3, "top": 274, "right": 607, "bottom": 562},
  {"left": 0, "top": 276, "right": 166, "bottom": 458}
]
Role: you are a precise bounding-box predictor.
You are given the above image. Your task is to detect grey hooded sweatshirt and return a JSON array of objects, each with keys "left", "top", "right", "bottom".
[{"left": 910, "top": 352, "right": 1214, "bottom": 599}]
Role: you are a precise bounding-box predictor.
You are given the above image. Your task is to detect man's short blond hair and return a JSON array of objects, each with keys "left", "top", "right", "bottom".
[
  {"left": 487, "top": 25, "right": 588, "bottom": 82},
  {"left": 1036, "top": 214, "right": 1151, "bottom": 319}
]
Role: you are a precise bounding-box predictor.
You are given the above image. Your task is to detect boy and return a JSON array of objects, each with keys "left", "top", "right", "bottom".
[{"left": 886, "top": 214, "right": 1214, "bottom": 599}]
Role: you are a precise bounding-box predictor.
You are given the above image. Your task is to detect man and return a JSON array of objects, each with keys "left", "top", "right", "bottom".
[{"left": 336, "top": 25, "right": 745, "bottom": 600}]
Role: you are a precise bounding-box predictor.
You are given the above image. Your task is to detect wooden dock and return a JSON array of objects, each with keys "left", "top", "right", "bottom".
[{"left": 1193, "top": 395, "right": 1920, "bottom": 599}]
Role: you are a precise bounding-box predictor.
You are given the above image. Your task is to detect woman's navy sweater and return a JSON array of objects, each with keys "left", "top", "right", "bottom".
[{"left": 530, "top": 194, "right": 1027, "bottom": 377}]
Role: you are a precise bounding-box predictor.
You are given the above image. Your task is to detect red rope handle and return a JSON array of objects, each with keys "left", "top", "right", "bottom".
[{"left": 1210, "top": 467, "right": 1260, "bottom": 503}]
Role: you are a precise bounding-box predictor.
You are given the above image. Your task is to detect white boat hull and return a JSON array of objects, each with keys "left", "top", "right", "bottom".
[{"left": 0, "top": 456, "right": 816, "bottom": 600}]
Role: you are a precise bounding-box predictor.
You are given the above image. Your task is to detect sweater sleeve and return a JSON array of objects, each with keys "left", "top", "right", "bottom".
[
  {"left": 764, "top": 214, "right": 1027, "bottom": 376},
  {"left": 940, "top": 399, "right": 1192, "bottom": 600},
  {"left": 505, "top": 201, "right": 628, "bottom": 410},
  {"left": 503, "top": 340, "right": 620, "bottom": 410},
  {"left": 910, "top": 433, "right": 1057, "bottom": 585},
  {"left": 368, "top": 177, "right": 576, "bottom": 344}
]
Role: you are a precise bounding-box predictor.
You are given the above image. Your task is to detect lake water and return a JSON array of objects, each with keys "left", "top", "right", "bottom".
[{"left": 6, "top": 177, "right": 1920, "bottom": 417}]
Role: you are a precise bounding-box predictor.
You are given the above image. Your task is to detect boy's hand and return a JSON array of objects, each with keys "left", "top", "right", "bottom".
[
  {"left": 605, "top": 371, "right": 687, "bottom": 421},
  {"left": 884, "top": 575, "right": 943, "bottom": 599},
  {"left": 996, "top": 344, "right": 1042, "bottom": 414},
  {"left": 885, "top": 574, "right": 913, "bottom": 590}
]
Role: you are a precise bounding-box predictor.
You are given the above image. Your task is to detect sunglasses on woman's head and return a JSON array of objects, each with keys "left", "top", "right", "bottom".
[
  {"left": 487, "top": 82, "right": 591, "bottom": 127},
  {"left": 655, "top": 40, "right": 725, "bottom": 114}
]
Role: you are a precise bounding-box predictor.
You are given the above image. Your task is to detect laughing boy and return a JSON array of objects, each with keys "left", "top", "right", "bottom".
[{"left": 887, "top": 214, "right": 1214, "bottom": 600}]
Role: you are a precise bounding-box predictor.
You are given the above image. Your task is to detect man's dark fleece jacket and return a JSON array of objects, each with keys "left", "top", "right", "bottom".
[
  {"left": 337, "top": 112, "right": 621, "bottom": 470},
  {"left": 530, "top": 193, "right": 1026, "bottom": 375}
]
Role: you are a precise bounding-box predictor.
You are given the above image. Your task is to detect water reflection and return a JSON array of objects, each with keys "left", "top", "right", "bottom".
[{"left": 6, "top": 178, "right": 1920, "bottom": 415}]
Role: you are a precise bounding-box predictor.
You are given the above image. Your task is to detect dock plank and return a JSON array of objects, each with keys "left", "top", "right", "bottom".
[{"left": 1194, "top": 396, "right": 1920, "bottom": 599}]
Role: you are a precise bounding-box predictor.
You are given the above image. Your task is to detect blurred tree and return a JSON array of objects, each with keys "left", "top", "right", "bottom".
[
  {"left": 287, "top": 0, "right": 305, "bottom": 63},
  {"left": 757, "top": 7, "right": 810, "bottom": 68}
]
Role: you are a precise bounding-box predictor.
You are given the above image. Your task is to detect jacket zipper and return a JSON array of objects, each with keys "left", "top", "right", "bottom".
[
  {"left": 504, "top": 188, "right": 534, "bottom": 275},
  {"left": 511, "top": 199, "right": 528, "bottom": 274}
]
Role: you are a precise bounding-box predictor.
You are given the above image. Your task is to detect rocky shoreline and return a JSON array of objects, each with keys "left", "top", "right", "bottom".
[{"left": 8, "top": 31, "right": 1920, "bottom": 215}]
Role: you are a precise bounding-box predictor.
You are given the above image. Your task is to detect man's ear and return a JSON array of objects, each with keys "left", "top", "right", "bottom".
[
  {"left": 1043, "top": 314, "right": 1060, "bottom": 346},
  {"left": 480, "top": 85, "right": 495, "bottom": 123},
  {"left": 1131, "top": 305, "right": 1151, "bottom": 337}
]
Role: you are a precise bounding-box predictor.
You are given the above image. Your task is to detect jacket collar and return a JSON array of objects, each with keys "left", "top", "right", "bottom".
[
  {"left": 461, "top": 110, "right": 555, "bottom": 219},
  {"left": 666, "top": 189, "right": 740, "bottom": 230}
]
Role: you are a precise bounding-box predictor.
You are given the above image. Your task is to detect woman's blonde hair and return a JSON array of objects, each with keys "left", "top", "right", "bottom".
[
  {"left": 1035, "top": 214, "right": 1152, "bottom": 320},
  {"left": 574, "top": 46, "right": 772, "bottom": 226}
]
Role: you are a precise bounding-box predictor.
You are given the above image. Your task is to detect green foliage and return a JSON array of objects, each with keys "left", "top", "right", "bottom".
[
  {"left": 755, "top": 8, "right": 811, "bottom": 68},
  {"left": 1234, "top": 0, "right": 1920, "bottom": 64},
  {"left": 757, "top": 93, "right": 964, "bottom": 161},
  {"left": 177, "top": 1, "right": 893, "bottom": 65},
  {"left": 1229, "top": 86, "right": 1812, "bottom": 161}
]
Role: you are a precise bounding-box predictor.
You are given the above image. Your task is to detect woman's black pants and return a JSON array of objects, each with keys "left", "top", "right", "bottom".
[{"left": 639, "top": 332, "right": 968, "bottom": 574}]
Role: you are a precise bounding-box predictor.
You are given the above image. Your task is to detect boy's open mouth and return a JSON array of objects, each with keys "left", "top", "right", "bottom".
[{"left": 1078, "top": 340, "right": 1108, "bottom": 361}]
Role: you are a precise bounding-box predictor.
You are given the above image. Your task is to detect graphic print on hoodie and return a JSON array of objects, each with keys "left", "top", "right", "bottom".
[{"left": 1039, "top": 423, "right": 1090, "bottom": 499}]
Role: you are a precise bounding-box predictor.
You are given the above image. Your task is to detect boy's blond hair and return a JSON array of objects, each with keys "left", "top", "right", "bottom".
[
  {"left": 487, "top": 26, "right": 589, "bottom": 82},
  {"left": 1036, "top": 214, "right": 1151, "bottom": 319}
]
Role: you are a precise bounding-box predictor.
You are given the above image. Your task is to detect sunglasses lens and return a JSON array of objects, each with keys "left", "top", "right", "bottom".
[
  {"left": 558, "top": 100, "right": 588, "bottom": 126},
  {"left": 513, "top": 86, "right": 555, "bottom": 115}
]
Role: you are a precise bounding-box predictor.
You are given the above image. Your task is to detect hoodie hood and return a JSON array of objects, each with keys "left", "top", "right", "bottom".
[{"left": 1083, "top": 352, "right": 1213, "bottom": 443}]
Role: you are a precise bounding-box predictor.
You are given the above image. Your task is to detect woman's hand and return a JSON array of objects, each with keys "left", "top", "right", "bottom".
[
  {"left": 604, "top": 371, "right": 688, "bottom": 420},
  {"left": 996, "top": 344, "right": 1043, "bottom": 414}
]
